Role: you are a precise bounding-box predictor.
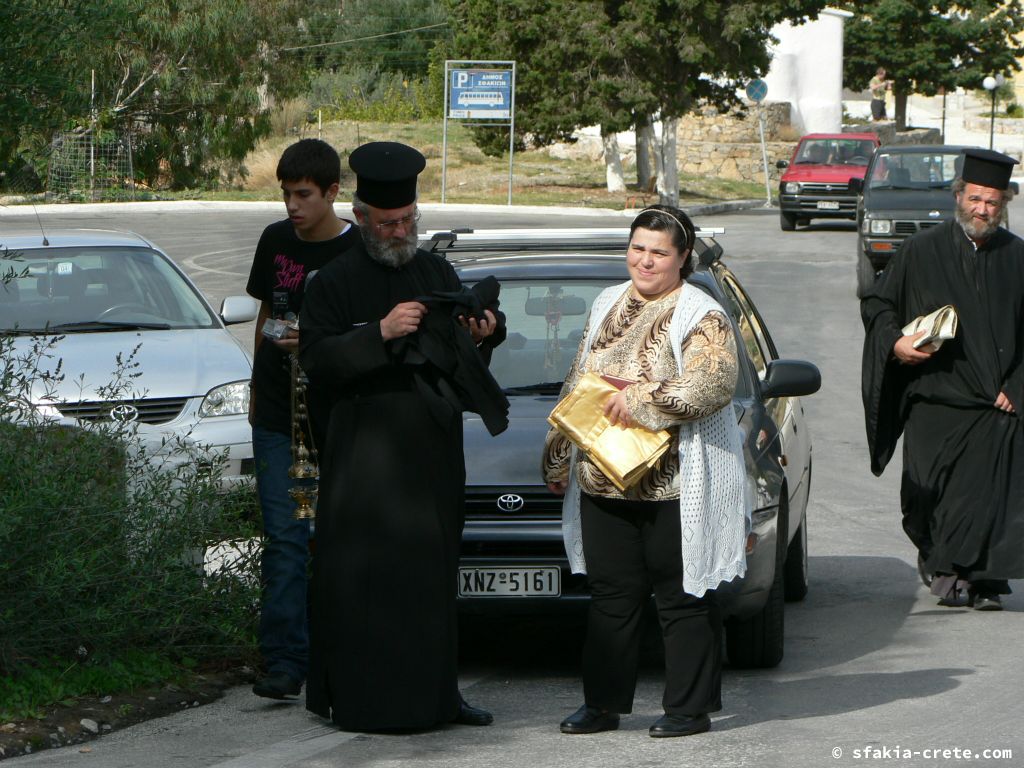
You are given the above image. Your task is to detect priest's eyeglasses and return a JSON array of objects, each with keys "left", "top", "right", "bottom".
[{"left": 374, "top": 211, "right": 421, "bottom": 233}]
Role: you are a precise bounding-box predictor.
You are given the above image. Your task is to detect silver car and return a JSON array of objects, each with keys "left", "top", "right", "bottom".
[{"left": 0, "top": 229, "right": 257, "bottom": 485}]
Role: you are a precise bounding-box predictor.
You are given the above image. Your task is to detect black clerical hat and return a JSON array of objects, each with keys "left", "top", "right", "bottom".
[
  {"left": 960, "top": 148, "right": 1018, "bottom": 190},
  {"left": 349, "top": 141, "right": 426, "bottom": 209}
]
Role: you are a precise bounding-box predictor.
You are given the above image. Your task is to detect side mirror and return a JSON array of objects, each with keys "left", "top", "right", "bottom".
[
  {"left": 760, "top": 359, "right": 821, "bottom": 399},
  {"left": 775, "top": 159, "right": 789, "bottom": 170},
  {"left": 848, "top": 177, "right": 864, "bottom": 194},
  {"left": 220, "top": 295, "right": 259, "bottom": 325}
]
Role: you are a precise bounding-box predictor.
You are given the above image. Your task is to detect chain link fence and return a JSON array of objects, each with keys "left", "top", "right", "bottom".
[{"left": 45, "top": 131, "right": 136, "bottom": 202}]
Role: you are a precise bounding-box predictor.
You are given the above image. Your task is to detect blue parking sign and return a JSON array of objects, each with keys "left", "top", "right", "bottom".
[{"left": 449, "top": 69, "right": 512, "bottom": 119}]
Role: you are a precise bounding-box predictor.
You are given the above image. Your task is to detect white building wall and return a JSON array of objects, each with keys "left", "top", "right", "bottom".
[{"left": 763, "top": 8, "right": 852, "bottom": 134}]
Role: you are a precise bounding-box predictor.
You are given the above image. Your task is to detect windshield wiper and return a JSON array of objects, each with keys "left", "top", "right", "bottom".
[
  {"left": 502, "top": 382, "right": 564, "bottom": 395},
  {"left": 45, "top": 320, "right": 172, "bottom": 332}
]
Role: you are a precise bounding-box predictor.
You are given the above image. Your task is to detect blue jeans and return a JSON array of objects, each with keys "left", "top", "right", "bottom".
[{"left": 253, "top": 426, "right": 310, "bottom": 682}]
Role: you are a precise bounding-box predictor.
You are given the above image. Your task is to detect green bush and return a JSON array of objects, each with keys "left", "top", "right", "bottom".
[
  {"left": 308, "top": 65, "right": 438, "bottom": 123},
  {"left": 0, "top": 335, "right": 261, "bottom": 700}
]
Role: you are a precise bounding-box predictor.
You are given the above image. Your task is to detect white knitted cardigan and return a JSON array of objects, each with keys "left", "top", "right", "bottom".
[{"left": 560, "top": 280, "right": 751, "bottom": 597}]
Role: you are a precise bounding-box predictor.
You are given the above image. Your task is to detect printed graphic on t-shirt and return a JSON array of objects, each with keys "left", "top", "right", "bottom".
[{"left": 274, "top": 253, "right": 306, "bottom": 292}]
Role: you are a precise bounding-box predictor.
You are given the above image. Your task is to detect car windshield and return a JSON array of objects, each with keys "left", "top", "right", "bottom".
[
  {"left": 0, "top": 245, "right": 218, "bottom": 333},
  {"left": 867, "top": 151, "right": 962, "bottom": 190},
  {"left": 481, "top": 280, "right": 610, "bottom": 394},
  {"left": 794, "top": 138, "right": 875, "bottom": 166},
  {"left": 481, "top": 276, "right": 755, "bottom": 399}
]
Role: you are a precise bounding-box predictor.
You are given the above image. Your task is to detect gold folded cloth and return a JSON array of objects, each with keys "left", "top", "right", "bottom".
[
  {"left": 547, "top": 372, "right": 672, "bottom": 491},
  {"left": 902, "top": 305, "right": 958, "bottom": 350}
]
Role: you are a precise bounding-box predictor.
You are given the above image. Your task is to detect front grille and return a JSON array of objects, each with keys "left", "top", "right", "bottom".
[
  {"left": 57, "top": 397, "right": 189, "bottom": 425},
  {"left": 797, "top": 183, "right": 853, "bottom": 196},
  {"left": 464, "top": 488, "right": 562, "bottom": 520},
  {"left": 894, "top": 220, "right": 943, "bottom": 237}
]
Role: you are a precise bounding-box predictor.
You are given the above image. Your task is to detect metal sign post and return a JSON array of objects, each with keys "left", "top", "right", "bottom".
[
  {"left": 745, "top": 79, "right": 772, "bottom": 208},
  {"left": 442, "top": 60, "right": 516, "bottom": 205}
]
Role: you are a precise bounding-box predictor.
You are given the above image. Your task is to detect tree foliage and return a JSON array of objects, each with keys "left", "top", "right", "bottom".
[
  {"left": 1, "top": 0, "right": 313, "bottom": 190},
  {"left": 447, "top": 0, "right": 829, "bottom": 194},
  {"left": 841, "top": 1, "right": 1024, "bottom": 129},
  {"left": 304, "top": 0, "right": 450, "bottom": 78}
]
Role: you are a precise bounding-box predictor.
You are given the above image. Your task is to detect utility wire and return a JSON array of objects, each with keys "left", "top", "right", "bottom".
[{"left": 280, "top": 22, "right": 448, "bottom": 52}]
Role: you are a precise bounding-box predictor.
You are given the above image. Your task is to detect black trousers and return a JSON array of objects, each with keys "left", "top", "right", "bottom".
[{"left": 580, "top": 493, "right": 722, "bottom": 716}]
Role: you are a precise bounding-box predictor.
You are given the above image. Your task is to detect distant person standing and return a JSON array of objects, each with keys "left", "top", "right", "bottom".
[{"left": 869, "top": 67, "right": 892, "bottom": 121}]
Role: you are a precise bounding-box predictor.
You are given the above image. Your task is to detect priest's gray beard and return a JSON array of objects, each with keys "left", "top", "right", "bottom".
[
  {"left": 955, "top": 200, "right": 1001, "bottom": 242},
  {"left": 364, "top": 225, "right": 418, "bottom": 268}
]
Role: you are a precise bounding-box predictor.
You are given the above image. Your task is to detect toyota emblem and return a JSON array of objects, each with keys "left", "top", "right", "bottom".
[
  {"left": 496, "top": 493, "right": 525, "bottom": 512},
  {"left": 109, "top": 403, "right": 140, "bottom": 423}
]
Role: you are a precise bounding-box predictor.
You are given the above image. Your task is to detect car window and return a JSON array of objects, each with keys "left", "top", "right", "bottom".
[
  {"left": 0, "top": 246, "right": 217, "bottom": 332},
  {"left": 485, "top": 280, "right": 611, "bottom": 389},
  {"left": 719, "top": 273, "right": 775, "bottom": 380},
  {"left": 794, "top": 138, "right": 875, "bottom": 166},
  {"left": 867, "top": 151, "right": 962, "bottom": 190}
]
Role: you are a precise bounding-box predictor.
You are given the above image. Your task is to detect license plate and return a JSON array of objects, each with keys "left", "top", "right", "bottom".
[
  {"left": 458, "top": 567, "right": 561, "bottom": 597},
  {"left": 816, "top": 200, "right": 840, "bottom": 210}
]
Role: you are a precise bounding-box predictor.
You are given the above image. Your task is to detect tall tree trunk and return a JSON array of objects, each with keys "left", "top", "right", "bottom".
[
  {"left": 601, "top": 127, "right": 626, "bottom": 192},
  {"left": 894, "top": 89, "right": 908, "bottom": 131},
  {"left": 635, "top": 115, "right": 654, "bottom": 190},
  {"left": 656, "top": 116, "right": 679, "bottom": 207}
]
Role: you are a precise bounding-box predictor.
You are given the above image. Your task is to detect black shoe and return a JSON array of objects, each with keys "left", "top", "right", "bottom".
[
  {"left": 452, "top": 700, "right": 493, "bottom": 726},
  {"left": 917, "top": 553, "right": 932, "bottom": 588},
  {"left": 649, "top": 713, "right": 711, "bottom": 738},
  {"left": 559, "top": 705, "right": 619, "bottom": 734},
  {"left": 252, "top": 672, "right": 302, "bottom": 700},
  {"left": 969, "top": 593, "right": 1003, "bottom": 611}
]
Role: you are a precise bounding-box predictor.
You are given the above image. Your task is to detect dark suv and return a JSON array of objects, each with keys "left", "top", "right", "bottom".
[
  {"left": 850, "top": 144, "right": 972, "bottom": 296},
  {"left": 430, "top": 228, "right": 820, "bottom": 669}
]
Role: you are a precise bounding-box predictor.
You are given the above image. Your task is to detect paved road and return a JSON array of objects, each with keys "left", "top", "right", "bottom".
[{"left": 3, "top": 202, "right": 1023, "bottom": 767}]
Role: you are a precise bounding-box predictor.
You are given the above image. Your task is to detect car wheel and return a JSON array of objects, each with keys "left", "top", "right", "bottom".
[
  {"left": 856, "top": 246, "right": 877, "bottom": 298},
  {"left": 784, "top": 516, "right": 808, "bottom": 602},
  {"left": 725, "top": 507, "right": 786, "bottom": 669},
  {"left": 779, "top": 211, "right": 796, "bottom": 231}
]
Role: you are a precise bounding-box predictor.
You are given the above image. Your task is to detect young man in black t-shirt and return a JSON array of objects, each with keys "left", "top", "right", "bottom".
[{"left": 246, "top": 139, "right": 360, "bottom": 700}]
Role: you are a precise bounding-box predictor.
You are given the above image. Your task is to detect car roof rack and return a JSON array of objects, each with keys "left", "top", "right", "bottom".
[{"left": 423, "top": 227, "right": 725, "bottom": 258}]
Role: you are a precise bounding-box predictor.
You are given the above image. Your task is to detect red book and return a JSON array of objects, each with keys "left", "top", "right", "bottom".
[{"left": 600, "top": 374, "right": 634, "bottom": 391}]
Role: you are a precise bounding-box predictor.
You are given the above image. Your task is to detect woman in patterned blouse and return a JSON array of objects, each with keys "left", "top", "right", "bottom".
[{"left": 543, "top": 205, "right": 740, "bottom": 738}]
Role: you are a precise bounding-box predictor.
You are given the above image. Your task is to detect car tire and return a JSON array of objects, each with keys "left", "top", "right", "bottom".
[
  {"left": 779, "top": 211, "right": 796, "bottom": 231},
  {"left": 783, "top": 516, "right": 808, "bottom": 602},
  {"left": 856, "top": 246, "right": 876, "bottom": 298},
  {"left": 725, "top": 506, "right": 786, "bottom": 669}
]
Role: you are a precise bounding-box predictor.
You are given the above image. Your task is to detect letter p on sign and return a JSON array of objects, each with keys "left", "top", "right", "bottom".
[{"left": 455, "top": 71, "right": 469, "bottom": 88}]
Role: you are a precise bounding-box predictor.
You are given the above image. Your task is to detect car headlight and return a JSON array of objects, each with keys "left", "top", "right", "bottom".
[
  {"left": 783, "top": 182, "right": 801, "bottom": 194},
  {"left": 199, "top": 381, "right": 250, "bottom": 417},
  {"left": 869, "top": 219, "right": 893, "bottom": 235}
]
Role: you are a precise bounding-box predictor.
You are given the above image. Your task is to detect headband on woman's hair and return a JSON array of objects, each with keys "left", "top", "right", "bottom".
[{"left": 635, "top": 208, "right": 693, "bottom": 248}]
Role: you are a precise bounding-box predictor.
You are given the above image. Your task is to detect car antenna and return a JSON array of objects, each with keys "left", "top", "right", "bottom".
[{"left": 31, "top": 203, "right": 50, "bottom": 246}]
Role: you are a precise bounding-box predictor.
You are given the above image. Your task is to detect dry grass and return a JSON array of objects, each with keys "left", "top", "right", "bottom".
[{"left": 236, "top": 119, "right": 764, "bottom": 208}]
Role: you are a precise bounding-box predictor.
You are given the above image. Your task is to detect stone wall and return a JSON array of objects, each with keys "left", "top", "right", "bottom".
[
  {"left": 545, "top": 104, "right": 942, "bottom": 185},
  {"left": 678, "top": 110, "right": 941, "bottom": 184}
]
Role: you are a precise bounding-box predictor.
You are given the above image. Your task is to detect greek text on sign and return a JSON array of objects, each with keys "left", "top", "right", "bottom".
[{"left": 449, "top": 69, "right": 513, "bottom": 119}]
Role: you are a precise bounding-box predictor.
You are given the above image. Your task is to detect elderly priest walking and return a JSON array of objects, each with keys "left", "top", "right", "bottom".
[{"left": 861, "top": 148, "right": 1024, "bottom": 611}]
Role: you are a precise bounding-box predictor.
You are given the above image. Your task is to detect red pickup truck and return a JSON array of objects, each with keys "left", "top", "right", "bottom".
[{"left": 776, "top": 132, "right": 880, "bottom": 231}]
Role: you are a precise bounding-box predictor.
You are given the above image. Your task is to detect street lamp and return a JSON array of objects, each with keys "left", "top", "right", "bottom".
[{"left": 983, "top": 73, "right": 1006, "bottom": 150}]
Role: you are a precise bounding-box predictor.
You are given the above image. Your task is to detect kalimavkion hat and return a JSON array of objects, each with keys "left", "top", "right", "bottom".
[
  {"left": 349, "top": 141, "right": 426, "bottom": 209},
  {"left": 960, "top": 148, "right": 1018, "bottom": 190}
]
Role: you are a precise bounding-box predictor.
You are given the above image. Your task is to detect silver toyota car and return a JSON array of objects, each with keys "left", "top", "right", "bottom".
[{"left": 1, "top": 229, "right": 258, "bottom": 485}]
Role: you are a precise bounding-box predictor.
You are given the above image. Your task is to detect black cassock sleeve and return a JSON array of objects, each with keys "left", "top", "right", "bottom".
[
  {"left": 298, "top": 265, "right": 391, "bottom": 385},
  {"left": 860, "top": 248, "right": 913, "bottom": 476}
]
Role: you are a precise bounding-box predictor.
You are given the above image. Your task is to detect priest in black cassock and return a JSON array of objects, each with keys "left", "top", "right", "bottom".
[
  {"left": 298, "top": 142, "right": 506, "bottom": 731},
  {"left": 861, "top": 148, "right": 1024, "bottom": 612}
]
